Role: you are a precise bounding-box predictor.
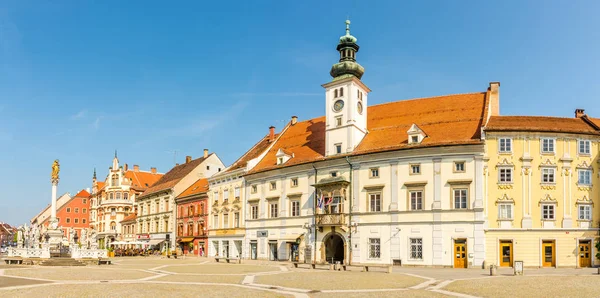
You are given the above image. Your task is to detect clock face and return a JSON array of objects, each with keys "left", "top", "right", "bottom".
[
  {"left": 357, "top": 101, "right": 363, "bottom": 114},
  {"left": 333, "top": 100, "right": 344, "bottom": 112}
]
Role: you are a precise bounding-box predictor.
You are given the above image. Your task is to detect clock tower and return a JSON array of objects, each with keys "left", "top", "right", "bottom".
[{"left": 323, "top": 20, "right": 371, "bottom": 157}]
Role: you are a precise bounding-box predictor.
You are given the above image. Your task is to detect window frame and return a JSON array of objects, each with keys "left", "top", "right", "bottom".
[
  {"left": 335, "top": 116, "right": 343, "bottom": 127},
  {"left": 578, "top": 139, "right": 591, "bottom": 155},
  {"left": 578, "top": 204, "right": 592, "bottom": 221},
  {"left": 368, "top": 192, "right": 382, "bottom": 212},
  {"left": 370, "top": 167, "right": 380, "bottom": 178},
  {"left": 497, "top": 203, "right": 513, "bottom": 220},
  {"left": 541, "top": 204, "right": 555, "bottom": 220},
  {"left": 452, "top": 188, "right": 468, "bottom": 209},
  {"left": 269, "top": 202, "right": 279, "bottom": 218},
  {"left": 498, "top": 137, "right": 512, "bottom": 153},
  {"left": 409, "top": 238, "right": 423, "bottom": 260},
  {"left": 368, "top": 238, "right": 381, "bottom": 259},
  {"left": 269, "top": 181, "right": 277, "bottom": 190},
  {"left": 578, "top": 169, "right": 592, "bottom": 186},
  {"left": 250, "top": 204, "right": 259, "bottom": 220},
  {"left": 251, "top": 185, "right": 258, "bottom": 194},
  {"left": 213, "top": 214, "right": 219, "bottom": 229},
  {"left": 410, "top": 164, "right": 421, "bottom": 175},
  {"left": 408, "top": 190, "right": 424, "bottom": 211},
  {"left": 541, "top": 167, "right": 556, "bottom": 184},
  {"left": 291, "top": 178, "right": 299, "bottom": 188},
  {"left": 291, "top": 200, "right": 300, "bottom": 217},
  {"left": 454, "top": 161, "right": 466, "bottom": 173},
  {"left": 541, "top": 138, "right": 555, "bottom": 154},
  {"left": 498, "top": 167, "right": 513, "bottom": 183},
  {"left": 335, "top": 143, "right": 342, "bottom": 154}
]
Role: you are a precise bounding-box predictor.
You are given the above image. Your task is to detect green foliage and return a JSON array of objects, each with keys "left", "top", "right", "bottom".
[{"left": 595, "top": 240, "right": 600, "bottom": 261}]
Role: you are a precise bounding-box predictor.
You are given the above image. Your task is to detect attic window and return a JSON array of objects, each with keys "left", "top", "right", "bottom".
[
  {"left": 407, "top": 123, "right": 426, "bottom": 145},
  {"left": 411, "top": 136, "right": 419, "bottom": 143},
  {"left": 276, "top": 148, "right": 293, "bottom": 165}
]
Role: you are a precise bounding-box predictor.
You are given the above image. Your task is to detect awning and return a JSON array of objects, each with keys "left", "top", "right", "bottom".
[
  {"left": 179, "top": 237, "right": 194, "bottom": 243},
  {"left": 147, "top": 239, "right": 165, "bottom": 246},
  {"left": 280, "top": 233, "right": 304, "bottom": 243}
]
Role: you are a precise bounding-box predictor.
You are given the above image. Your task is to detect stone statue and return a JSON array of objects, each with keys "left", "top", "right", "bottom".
[
  {"left": 51, "top": 159, "right": 60, "bottom": 181},
  {"left": 17, "top": 227, "right": 23, "bottom": 248},
  {"left": 89, "top": 229, "right": 98, "bottom": 249},
  {"left": 80, "top": 228, "right": 88, "bottom": 248},
  {"left": 69, "top": 227, "right": 76, "bottom": 243},
  {"left": 33, "top": 226, "right": 40, "bottom": 247}
]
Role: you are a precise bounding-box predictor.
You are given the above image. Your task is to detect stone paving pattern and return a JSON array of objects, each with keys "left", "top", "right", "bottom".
[{"left": 1, "top": 257, "right": 600, "bottom": 298}]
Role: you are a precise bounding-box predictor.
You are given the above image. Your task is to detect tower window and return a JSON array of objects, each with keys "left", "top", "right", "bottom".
[
  {"left": 340, "top": 87, "right": 344, "bottom": 97},
  {"left": 336, "top": 116, "right": 343, "bottom": 127},
  {"left": 334, "top": 89, "right": 338, "bottom": 98},
  {"left": 335, "top": 144, "right": 342, "bottom": 154}
]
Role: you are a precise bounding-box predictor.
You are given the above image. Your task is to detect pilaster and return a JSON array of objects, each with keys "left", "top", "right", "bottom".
[{"left": 432, "top": 158, "right": 443, "bottom": 265}]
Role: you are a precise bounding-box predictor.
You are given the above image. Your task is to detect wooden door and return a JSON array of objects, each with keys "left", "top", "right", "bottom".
[
  {"left": 542, "top": 241, "right": 555, "bottom": 267},
  {"left": 454, "top": 240, "right": 467, "bottom": 268},
  {"left": 499, "top": 241, "right": 513, "bottom": 267},
  {"left": 579, "top": 241, "right": 591, "bottom": 268}
]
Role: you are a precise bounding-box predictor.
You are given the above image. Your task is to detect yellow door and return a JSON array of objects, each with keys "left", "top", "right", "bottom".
[
  {"left": 454, "top": 240, "right": 467, "bottom": 268},
  {"left": 542, "top": 241, "right": 555, "bottom": 267},
  {"left": 579, "top": 241, "right": 591, "bottom": 268},
  {"left": 499, "top": 241, "right": 513, "bottom": 267}
]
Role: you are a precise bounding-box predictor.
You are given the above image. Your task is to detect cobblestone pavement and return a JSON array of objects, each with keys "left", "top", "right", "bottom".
[{"left": 1, "top": 257, "right": 599, "bottom": 298}]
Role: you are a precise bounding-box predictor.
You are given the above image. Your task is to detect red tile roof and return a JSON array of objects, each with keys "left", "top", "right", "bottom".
[
  {"left": 250, "top": 92, "right": 489, "bottom": 174},
  {"left": 589, "top": 117, "right": 600, "bottom": 128},
  {"left": 140, "top": 155, "right": 212, "bottom": 198},
  {"left": 74, "top": 189, "right": 90, "bottom": 198},
  {"left": 486, "top": 116, "right": 600, "bottom": 135},
  {"left": 96, "top": 181, "right": 105, "bottom": 191},
  {"left": 177, "top": 178, "right": 209, "bottom": 199},
  {"left": 120, "top": 214, "right": 137, "bottom": 223},
  {"left": 124, "top": 170, "right": 164, "bottom": 191},
  {"left": 224, "top": 134, "right": 279, "bottom": 172}
]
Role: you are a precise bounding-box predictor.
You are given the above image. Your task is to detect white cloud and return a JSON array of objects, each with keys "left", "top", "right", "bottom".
[{"left": 70, "top": 110, "right": 87, "bottom": 120}]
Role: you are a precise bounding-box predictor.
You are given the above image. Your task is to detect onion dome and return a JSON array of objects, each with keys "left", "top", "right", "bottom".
[{"left": 330, "top": 20, "right": 365, "bottom": 80}]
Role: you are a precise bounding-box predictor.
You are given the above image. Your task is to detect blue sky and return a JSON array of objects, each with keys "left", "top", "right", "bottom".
[{"left": 1, "top": 1, "right": 599, "bottom": 225}]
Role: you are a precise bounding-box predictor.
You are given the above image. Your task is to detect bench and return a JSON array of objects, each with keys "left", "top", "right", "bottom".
[
  {"left": 342, "top": 264, "right": 392, "bottom": 273},
  {"left": 215, "top": 257, "right": 241, "bottom": 264},
  {"left": 4, "top": 258, "right": 23, "bottom": 265},
  {"left": 98, "top": 258, "right": 111, "bottom": 265},
  {"left": 293, "top": 262, "right": 331, "bottom": 270}
]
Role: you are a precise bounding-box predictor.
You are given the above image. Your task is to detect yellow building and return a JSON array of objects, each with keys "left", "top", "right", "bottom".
[{"left": 483, "top": 109, "right": 600, "bottom": 268}]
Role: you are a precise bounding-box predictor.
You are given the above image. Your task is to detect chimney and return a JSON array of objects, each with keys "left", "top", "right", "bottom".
[
  {"left": 150, "top": 167, "right": 157, "bottom": 174},
  {"left": 124, "top": 163, "right": 128, "bottom": 171},
  {"left": 291, "top": 116, "right": 298, "bottom": 125},
  {"left": 133, "top": 165, "right": 140, "bottom": 172},
  {"left": 269, "top": 126, "right": 275, "bottom": 142},
  {"left": 203, "top": 149, "right": 208, "bottom": 158},
  {"left": 488, "top": 82, "right": 500, "bottom": 117},
  {"left": 575, "top": 108, "right": 585, "bottom": 118},
  {"left": 186, "top": 156, "right": 192, "bottom": 163}
]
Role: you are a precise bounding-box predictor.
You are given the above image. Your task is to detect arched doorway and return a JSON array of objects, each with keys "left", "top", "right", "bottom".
[{"left": 324, "top": 233, "right": 344, "bottom": 264}]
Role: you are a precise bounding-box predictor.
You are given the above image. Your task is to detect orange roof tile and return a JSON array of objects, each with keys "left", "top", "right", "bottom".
[
  {"left": 74, "top": 189, "right": 90, "bottom": 198},
  {"left": 250, "top": 92, "right": 489, "bottom": 174},
  {"left": 589, "top": 117, "right": 600, "bottom": 128},
  {"left": 120, "top": 214, "right": 137, "bottom": 223},
  {"left": 140, "top": 155, "right": 212, "bottom": 198},
  {"left": 96, "top": 181, "right": 105, "bottom": 191},
  {"left": 124, "top": 170, "right": 164, "bottom": 191},
  {"left": 225, "top": 134, "right": 278, "bottom": 172},
  {"left": 177, "top": 178, "right": 209, "bottom": 199},
  {"left": 486, "top": 116, "right": 600, "bottom": 135}
]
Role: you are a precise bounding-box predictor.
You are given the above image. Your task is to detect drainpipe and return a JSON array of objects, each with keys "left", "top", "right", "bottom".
[
  {"left": 312, "top": 163, "right": 318, "bottom": 264},
  {"left": 345, "top": 156, "right": 353, "bottom": 266}
]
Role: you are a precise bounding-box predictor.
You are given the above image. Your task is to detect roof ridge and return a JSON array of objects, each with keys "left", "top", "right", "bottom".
[
  {"left": 369, "top": 92, "right": 487, "bottom": 108},
  {"left": 490, "top": 115, "right": 583, "bottom": 120}
]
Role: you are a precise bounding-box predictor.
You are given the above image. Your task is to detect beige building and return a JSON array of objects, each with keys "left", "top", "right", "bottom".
[
  {"left": 483, "top": 110, "right": 600, "bottom": 268},
  {"left": 136, "top": 150, "right": 224, "bottom": 252}
]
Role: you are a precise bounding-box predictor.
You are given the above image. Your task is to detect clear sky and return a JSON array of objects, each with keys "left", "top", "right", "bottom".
[{"left": 1, "top": 1, "right": 599, "bottom": 225}]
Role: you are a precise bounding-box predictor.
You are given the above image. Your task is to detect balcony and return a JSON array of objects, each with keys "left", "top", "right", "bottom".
[
  {"left": 101, "top": 199, "right": 132, "bottom": 206},
  {"left": 316, "top": 213, "right": 346, "bottom": 226}
]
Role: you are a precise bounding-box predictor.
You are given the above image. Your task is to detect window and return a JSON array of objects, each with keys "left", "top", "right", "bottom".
[
  {"left": 82, "top": 199, "right": 87, "bottom": 204},
  {"left": 156, "top": 201, "right": 160, "bottom": 213},
  {"left": 498, "top": 204, "right": 513, "bottom": 220},
  {"left": 579, "top": 205, "right": 592, "bottom": 221},
  {"left": 410, "top": 164, "right": 420, "bottom": 175},
  {"left": 223, "top": 213, "right": 229, "bottom": 228},
  {"left": 454, "top": 161, "right": 465, "bottom": 173},
  {"left": 369, "top": 193, "right": 381, "bottom": 212},
  {"left": 234, "top": 187, "right": 240, "bottom": 199},
  {"left": 335, "top": 144, "right": 342, "bottom": 154},
  {"left": 370, "top": 168, "right": 379, "bottom": 178},
  {"left": 578, "top": 169, "right": 592, "bottom": 185},
  {"left": 109, "top": 193, "right": 114, "bottom": 200},
  {"left": 66, "top": 208, "right": 71, "bottom": 213},
  {"left": 331, "top": 171, "right": 338, "bottom": 177},
  {"left": 250, "top": 204, "right": 259, "bottom": 220},
  {"left": 499, "top": 138, "right": 512, "bottom": 153},
  {"left": 213, "top": 215, "right": 219, "bottom": 229},
  {"left": 270, "top": 202, "right": 279, "bottom": 218},
  {"left": 223, "top": 189, "right": 229, "bottom": 202},
  {"left": 83, "top": 208, "right": 87, "bottom": 214},
  {"left": 116, "top": 192, "right": 121, "bottom": 200},
  {"left": 541, "top": 138, "right": 555, "bottom": 153},
  {"left": 83, "top": 219, "right": 86, "bottom": 224},
  {"left": 292, "top": 201, "right": 300, "bottom": 216},
  {"left": 66, "top": 218, "right": 71, "bottom": 223},
  {"left": 411, "top": 135, "right": 419, "bottom": 143},
  {"left": 234, "top": 212, "right": 240, "bottom": 228},
  {"left": 369, "top": 238, "right": 381, "bottom": 259},
  {"left": 335, "top": 116, "right": 342, "bottom": 127},
  {"left": 251, "top": 185, "right": 258, "bottom": 194},
  {"left": 213, "top": 191, "right": 219, "bottom": 202},
  {"left": 340, "top": 87, "right": 344, "bottom": 96},
  {"left": 112, "top": 174, "right": 118, "bottom": 186},
  {"left": 453, "top": 189, "right": 468, "bottom": 209},
  {"left": 499, "top": 168, "right": 512, "bottom": 183},
  {"left": 579, "top": 140, "right": 591, "bottom": 155},
  {"left": 124, "top": 193, "right": 128, "bottom": 200},
  {"left": 206, "top": 166, "right": 210, "bottom": 170},
  {"left": 111, "top": 208, "right": 116, "bottom": 217},
  {"left": 410, "top": 238, "right": 423, "bottom": 260},
  {"left": 410, "top": 191, "right": 423, "bottom": 210},
  {"left": 270, "top": 182, "right": 277, "bottom": 190},
  {"left": 542, "top": 204, "right": 555, "bottom": 220},
  {"left": 291, "top": 178, "right": 299, "bottom": 187},
  {"left": 334, "top": 89, "right": 338, "bottom": 98},
  {"left": 541, "top": 168, "right": 555, "bottom": 183},
  {"left": 75, "top": 208, "right": 79, "bottom": 213},
  {"left": 74, "top": 218, "right": 79, "bottom": 224}
]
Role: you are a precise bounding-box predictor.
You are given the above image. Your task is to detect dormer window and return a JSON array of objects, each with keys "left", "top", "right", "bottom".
[
  {"left": 276, "top": 148, "right": 293, "bottom": 165},
  {"left": 407, "top": 124, "right": 427, "bottom": 145}
]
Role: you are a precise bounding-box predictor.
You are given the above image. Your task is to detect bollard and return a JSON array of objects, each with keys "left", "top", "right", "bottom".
[{"left": 490, "top": 264, "right": 497, "bottom": 276}]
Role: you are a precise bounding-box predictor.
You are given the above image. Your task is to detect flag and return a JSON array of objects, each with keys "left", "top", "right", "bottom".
[{"left": 317, "top": 193, "right": 323, "bottom": 209}]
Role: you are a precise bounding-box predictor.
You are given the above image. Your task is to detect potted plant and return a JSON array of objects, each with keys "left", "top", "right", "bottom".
[{"left": 108, "top": 246, "right": 114, "bottom": 258}]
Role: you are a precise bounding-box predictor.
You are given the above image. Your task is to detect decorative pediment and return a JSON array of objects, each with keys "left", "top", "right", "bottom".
[
  {"left": 231, "top": 204, "right": 241, "bottom": 211},
  {"left": 407, "top": 124, "right": 427, "bottom": 145},
  {"left": 495, "top": 194, "right": 515, "bottom": 205},
  {"left": 495, "top": 158, "right": 514, "bottom": 168},
  {"left": 576, "top": 161, "right": 593, "bottom": 170},
  {"left": 220, "top": 206, "right": 230, "bottom": 213},
  {"left": 276, "top": 148, "right": 294, "bottom": 165},
  {"left": 576, "top": 195, "right": 593, "bottom": 205},
  {"left": 538, "top": 194, "right": 557, "bottom": 205},
  {"left": 539, "top": 159, "right": 557, "bottom": 168}
]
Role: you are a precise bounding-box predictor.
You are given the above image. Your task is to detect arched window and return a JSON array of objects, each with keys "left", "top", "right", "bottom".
[
  {"left": 110, "top": 222, "right": 116, "bottom": 231},
  {"left": 200, "top": 204, "right": 204, "bottom": 214},
  {"left": 334, "top": 89, "right": 338, "bottom": 98},
  {"left": 111, "top": 174, "right": 118, "bottom": 186},
  {"left": 189, "top": 206, "right": 194, "bottom": 216},
  {"left": 109, "top": 193, "right": 114, "bottom": 200},
  {"left": 116, "top": 192, "right": 121, "bottom": 200},
  {"left": 123, "top": 192, "right": 128, "bottom": 200},
  {"left": 340, "top": 87, "right": 344, "bottom": 97}
]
